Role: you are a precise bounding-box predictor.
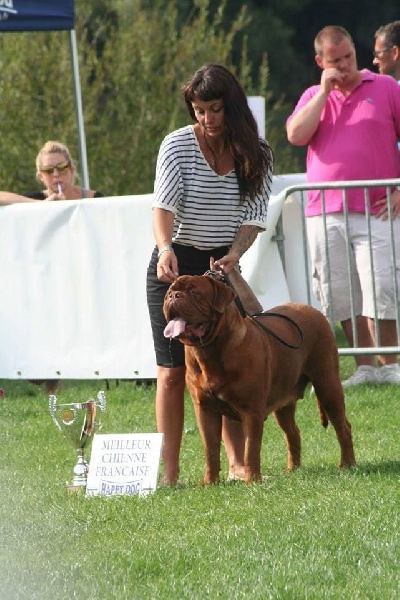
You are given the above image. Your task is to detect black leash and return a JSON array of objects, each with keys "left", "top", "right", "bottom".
[
  {"left": 204, "top": 269, "right": 304, "bottom": 350},
  {"left": 251, "top": 311, "right": 304, "bottom": 350}
]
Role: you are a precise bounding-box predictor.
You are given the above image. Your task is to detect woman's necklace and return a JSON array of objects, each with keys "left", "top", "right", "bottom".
[{"left": 202, "top": 129, "right": 226, "bottom": 169}]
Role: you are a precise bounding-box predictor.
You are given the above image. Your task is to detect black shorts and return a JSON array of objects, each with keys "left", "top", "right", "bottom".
[{"left": 146, "top": 243, "right": 229, "bottom": 368}]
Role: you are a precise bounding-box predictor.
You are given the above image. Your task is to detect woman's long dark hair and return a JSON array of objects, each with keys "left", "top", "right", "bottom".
[{"left": 181, "top": 64, "right": 273, "bottom": 203}]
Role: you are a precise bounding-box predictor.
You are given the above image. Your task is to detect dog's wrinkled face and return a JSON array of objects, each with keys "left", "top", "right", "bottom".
[{"left": 163, "top": 275, "right": 236, "bottom": 345}]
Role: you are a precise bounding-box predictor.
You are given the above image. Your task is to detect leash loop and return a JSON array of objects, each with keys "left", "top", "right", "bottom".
[{"left": 251, "top": 312, "right": 304, "bottom": 350}]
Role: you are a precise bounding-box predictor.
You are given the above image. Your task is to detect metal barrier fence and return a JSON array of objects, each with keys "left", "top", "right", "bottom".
[{"left": 277, "top": 178, "right": 400, "bottom": 357}]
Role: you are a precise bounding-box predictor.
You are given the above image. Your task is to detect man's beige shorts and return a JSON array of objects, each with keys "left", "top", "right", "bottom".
[{"left": 306, "top": 213, "right": 400, "bottom": 322}]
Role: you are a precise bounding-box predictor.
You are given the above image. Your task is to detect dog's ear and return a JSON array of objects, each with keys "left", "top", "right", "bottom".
[{"left": 212, "top": 279, "right": 237, "bottom": 313}]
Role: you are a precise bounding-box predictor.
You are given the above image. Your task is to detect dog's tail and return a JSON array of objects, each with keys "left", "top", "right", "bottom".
[
  {"left": 227, "top": 267, "right": 263, "bottom": 315},
  {"left": 316, "top": 398, "right": 329, "bottom": 429}
]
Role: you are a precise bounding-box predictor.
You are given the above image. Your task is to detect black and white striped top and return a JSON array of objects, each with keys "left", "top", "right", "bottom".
[{"left": 153, "top": 125, "right": 272, "bottom": 250}]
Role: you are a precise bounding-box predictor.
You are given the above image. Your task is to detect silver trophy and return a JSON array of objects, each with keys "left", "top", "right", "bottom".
[{"left": 49, "top": 391, "right": 107, "bottom": 491}]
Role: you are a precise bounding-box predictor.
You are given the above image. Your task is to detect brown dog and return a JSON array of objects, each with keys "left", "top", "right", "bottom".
[{"left": 163, "top": 274, "right": 356, "bottom": 484}]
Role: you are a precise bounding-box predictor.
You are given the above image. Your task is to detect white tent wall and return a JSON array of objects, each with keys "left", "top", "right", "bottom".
[{"left": 0, "top": 175, "right": 307, "bottom": 381}]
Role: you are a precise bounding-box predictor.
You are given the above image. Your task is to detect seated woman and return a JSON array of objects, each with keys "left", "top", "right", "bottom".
[{"left": 0, "top": 140, "right": 103, "bottom": 204}]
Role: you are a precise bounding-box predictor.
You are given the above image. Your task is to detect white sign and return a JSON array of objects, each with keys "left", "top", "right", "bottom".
[
  {"left": 86, "top": 433, "right": 163, "bottom": 497},
  {"left": 247, "top": 96, "right": 265, "bottom": 138}
]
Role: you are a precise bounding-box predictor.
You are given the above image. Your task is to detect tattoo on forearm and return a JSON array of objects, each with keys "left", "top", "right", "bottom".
[{"left": 231, "top": 225, "right": 261, "bottom": 257}]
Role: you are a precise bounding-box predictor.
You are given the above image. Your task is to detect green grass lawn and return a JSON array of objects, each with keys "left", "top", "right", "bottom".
[{"left": 1, "top": 371, "right": 399, "bottom": 599}]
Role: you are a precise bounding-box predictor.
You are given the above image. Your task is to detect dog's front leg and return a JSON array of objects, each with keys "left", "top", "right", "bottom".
[
  {"left": 242, "top": 415, "right": 264, "bottom": 482},
  {"left": 193, "top": 400, "right": 222, "bottom": 485}
]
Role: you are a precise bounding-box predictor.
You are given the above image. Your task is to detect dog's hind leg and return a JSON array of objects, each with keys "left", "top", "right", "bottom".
[
  {"left": 313, "top": 383, "right": 356, "bottom": 468},
  {"left": 318, "top": 394, "right": 356, "bottom": 468},
  {"left": 273, "top": 403, "right": 301, "bottom": 471},
  {"left": 333, "top": 416, "right": 355, "bottom": 468}
]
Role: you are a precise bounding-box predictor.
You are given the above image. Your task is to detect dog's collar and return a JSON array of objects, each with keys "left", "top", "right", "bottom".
[
  {"left": 204, "top": 268, "right": 226, "bottom": 282},
  {"left": 203, "top": 269, "right": 247, "bottom": 317}
]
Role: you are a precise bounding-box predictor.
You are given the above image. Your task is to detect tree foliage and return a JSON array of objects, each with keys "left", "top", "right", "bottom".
[
  {"left": 0, "top": 0, "right": 300, "bottom": 197},
  {"left": 1, "top": 0, "right": 398, "bottom": 194},
  {"left": 188, "top": 0, "right": 400, "bottom": 103}
]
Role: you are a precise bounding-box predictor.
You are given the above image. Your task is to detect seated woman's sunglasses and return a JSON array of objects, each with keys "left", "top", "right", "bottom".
[{"left": 40, "top": 161, "right": 70, "bottom": 175}]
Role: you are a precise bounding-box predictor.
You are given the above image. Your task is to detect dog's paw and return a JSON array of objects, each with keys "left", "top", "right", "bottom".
[{"left": 227, "top": 471, "right": 268, "bottom": 482}]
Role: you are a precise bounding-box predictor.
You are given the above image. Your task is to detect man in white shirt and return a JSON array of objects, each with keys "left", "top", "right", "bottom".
[
  {"left": 373, "top": 21, "right": 400, "bottom": 81},
  {"left": 374, "top": 21, "right": 400, "bottom": 152}
]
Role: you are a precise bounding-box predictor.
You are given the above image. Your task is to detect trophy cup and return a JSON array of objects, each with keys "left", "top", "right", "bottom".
[{"left": 49, "top": 391, "right": 106, "bottom": 492}]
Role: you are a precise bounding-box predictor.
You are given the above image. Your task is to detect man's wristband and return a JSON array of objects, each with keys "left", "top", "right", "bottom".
[{"left": 158, "top": 245, "right": 174, "bottom": 259}]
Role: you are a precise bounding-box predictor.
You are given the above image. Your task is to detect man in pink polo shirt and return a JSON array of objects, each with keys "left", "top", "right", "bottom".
[{"left": 286, "top": 25, "right": 400, "bottom": 386}]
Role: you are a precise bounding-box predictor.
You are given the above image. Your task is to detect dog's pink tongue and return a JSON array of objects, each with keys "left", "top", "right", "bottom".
[{"left": 164, "top": 317, "right": 187, "bottom": 339}]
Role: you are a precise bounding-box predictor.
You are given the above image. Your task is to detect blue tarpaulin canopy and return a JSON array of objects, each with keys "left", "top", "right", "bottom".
[
  {"left": 0, "top": 0, "right": 89, "bottom": 187},
  {"left": 0, "top": 0, "right": 74, "bottom": 31}
]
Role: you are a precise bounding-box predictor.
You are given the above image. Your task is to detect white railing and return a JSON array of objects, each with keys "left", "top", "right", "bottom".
[{"left": 279, "top": 179, "right": 400, "bottom": 357}]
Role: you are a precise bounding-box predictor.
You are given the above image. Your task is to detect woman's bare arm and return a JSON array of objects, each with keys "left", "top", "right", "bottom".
[{"left": 0, "top": 192, "right": 39, "bottom": 206}]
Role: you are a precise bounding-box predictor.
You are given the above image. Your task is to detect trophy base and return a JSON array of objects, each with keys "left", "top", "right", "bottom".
[{"left": 67, "top": 484, "right": 86, "bottom": 494}]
